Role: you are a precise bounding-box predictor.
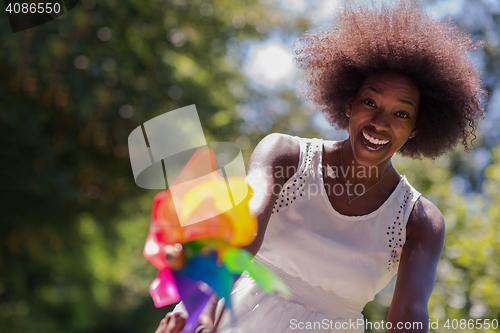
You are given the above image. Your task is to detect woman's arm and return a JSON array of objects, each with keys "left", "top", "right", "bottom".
[
  {"left": 387, "top": 197, "right": 445, "bottom": 332},
  {"left": 242, "top": 133, "right": 300, "bottom": 256}
]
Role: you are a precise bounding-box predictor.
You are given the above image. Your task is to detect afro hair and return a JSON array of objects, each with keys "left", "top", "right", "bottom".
[{"left": 293, "top": 0, "right": 486, "bottom": 159}]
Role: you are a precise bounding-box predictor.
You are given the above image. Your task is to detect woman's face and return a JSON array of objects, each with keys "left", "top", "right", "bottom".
[{"left": 346, "top": 72, "right": 420, "bottom": 166}]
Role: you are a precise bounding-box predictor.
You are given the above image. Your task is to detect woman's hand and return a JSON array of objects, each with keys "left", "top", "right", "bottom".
[
  {"left": 154, "top": 312, "right": 217, "bottom": 333},
  {"left": 154, "top": 295, "right": 221, "bottom": 333},
  {"left": 155, "top": 312, "right": 187, "bottom": 333}
]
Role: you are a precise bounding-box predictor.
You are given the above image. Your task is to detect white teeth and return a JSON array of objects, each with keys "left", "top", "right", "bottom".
[{"left": 362, "top": 131, "right": 389, "bottom": 145}]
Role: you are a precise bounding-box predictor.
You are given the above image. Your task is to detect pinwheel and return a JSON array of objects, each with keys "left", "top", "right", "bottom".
[{"left": 143, "top": 146, "right": 288, "bottom": 332}]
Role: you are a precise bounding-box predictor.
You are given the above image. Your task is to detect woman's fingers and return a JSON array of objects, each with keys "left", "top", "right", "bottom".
[
  {"left": 155, "top": 312, "right": 186, "bottom": 333},
  {"left": 197, "top": 294, "right": 218, "bottom": 328},
  {"left": 154, "top": 316, "right": 168, "bottom": 333},
  {"left": 166, "top": 312, "right": 186, "bottom": 332},
  {"left": 155, "top": 297, "right": 221, "bottom": 333}
]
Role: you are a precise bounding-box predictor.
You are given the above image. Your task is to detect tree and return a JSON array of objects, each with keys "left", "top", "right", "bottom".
[{"left": 0, "top": 1, "right": 280, "bottom": 332}]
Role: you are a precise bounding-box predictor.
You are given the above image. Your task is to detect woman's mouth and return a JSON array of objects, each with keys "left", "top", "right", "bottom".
[{"left": 361, "top": 130, "right": 390, "bottom": 151}]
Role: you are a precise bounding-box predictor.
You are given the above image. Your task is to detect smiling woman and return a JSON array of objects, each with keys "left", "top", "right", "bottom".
[
  {"left": 345, "top": 72, "right": 420, "bottom": 166},
  {"left": 294, "top": 1, "right": 485, "bottom": 159},
  {"left": 156, "top": 1, "right": 486, "bottom": 333}
]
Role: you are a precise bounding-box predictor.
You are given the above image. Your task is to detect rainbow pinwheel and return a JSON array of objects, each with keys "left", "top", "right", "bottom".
[{"left": 143, "top": 147, "right": 288, "bottom": 332}]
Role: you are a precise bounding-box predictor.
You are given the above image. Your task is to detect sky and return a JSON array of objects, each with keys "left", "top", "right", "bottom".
[{"left": 245, "top": 0, "right": 467, "bottom": 89}]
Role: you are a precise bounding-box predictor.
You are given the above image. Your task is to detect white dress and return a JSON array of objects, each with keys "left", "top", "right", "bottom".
[{"left": 180, "top": 137, "right": 421, "bottom": 333}]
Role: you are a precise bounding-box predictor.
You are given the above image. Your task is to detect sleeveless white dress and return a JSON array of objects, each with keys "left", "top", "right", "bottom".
[{"left": 180, "top": 137, "right": 422, "bottom": 333}]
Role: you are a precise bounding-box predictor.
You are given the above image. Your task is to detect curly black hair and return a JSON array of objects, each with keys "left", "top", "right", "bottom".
[{"left": 293, "top": 0, "right": 486, "bottom": 159}]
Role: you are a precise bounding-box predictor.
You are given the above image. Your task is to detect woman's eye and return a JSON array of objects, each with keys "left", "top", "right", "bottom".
[
  {"left": 364, "top": 99, "right": 376, "bottom": 107},
  {"left": 396, "top": 111, "right": 410, "bottom": 119}
]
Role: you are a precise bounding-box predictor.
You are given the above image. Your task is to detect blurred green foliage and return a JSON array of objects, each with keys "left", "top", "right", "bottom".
[
  {"left": 364, "top": 149, "right": 500, "bottom": 332},
  {"left": 1, "top": 0, "right": 499, "bottom": 333},
  {"left": 0, "top": 0, "right": 283, "bottom": 332}
]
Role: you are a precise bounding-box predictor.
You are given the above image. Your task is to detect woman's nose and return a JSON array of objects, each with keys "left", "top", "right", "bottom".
[{"left": 371, "top": 110, "right": 390, "bottom": 129}]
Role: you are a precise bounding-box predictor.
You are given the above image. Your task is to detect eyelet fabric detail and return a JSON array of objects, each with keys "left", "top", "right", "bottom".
[
  {"left": 386, "top": 189, "right": 412, "bottom": 272},
  {"left": 271, "top": 141, "right": 317, "bottom": 214}
]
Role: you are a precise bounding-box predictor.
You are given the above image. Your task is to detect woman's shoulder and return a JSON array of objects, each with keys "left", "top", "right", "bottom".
[
  {"left": 258, "top": 133, "right": 300, "bottom": 148},
  {"left": 249, "top": 133, "right": 301, "bottom": 172},
  {"left": 407, "top": 195, "right": 445, "bottom": 242}
]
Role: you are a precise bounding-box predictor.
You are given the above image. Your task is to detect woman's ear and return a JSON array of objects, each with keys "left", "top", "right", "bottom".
[
  {"left": 409, "top": 128, "right": 419, "bottom": 139},
  {"left": 345, "top": 104, "right": 351, "bottom": 118}
]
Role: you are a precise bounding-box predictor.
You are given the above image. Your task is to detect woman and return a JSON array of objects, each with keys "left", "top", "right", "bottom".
[{"left": 156, "top": 1, "right": 485, "bottom": 332}]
